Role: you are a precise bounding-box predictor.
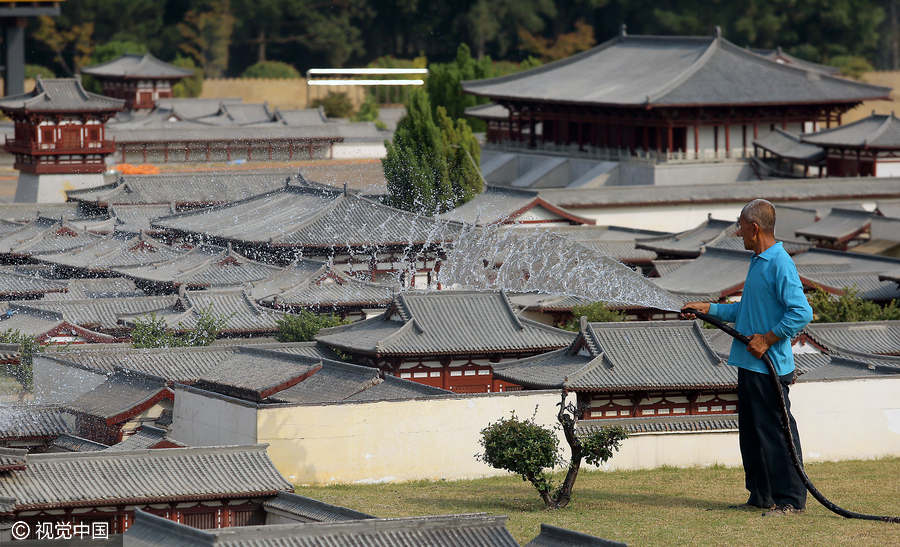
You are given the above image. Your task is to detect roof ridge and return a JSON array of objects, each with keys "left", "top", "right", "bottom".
[
  {"left": 499, "top": 289, "right": 524, "bottom": 330},
  {"left": 866, "top": 114, "right": 895, "bottom": 146},
  {"left": 564, "top": 354, "right": 609, "bottom": 387},
  {"left": 646, "top": 34, "right": 720, "bottom": 104},
  {"left": 25, "top": 443, "right": 270, "bottom": 462},
  {"left": 692, "top": 320, "right": 728, "bottom": 365}
]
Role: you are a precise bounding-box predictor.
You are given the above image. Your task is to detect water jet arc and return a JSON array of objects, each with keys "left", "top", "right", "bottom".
[{"left": 684, "top": 309, "right": 899, "bottom": 522}]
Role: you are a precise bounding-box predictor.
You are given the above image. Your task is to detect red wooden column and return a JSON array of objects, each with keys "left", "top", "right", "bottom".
[
  {"left": 713, "top": 126, "right": 718, "bottom": 157},
  {"left": 693, "top": 124, "right": 699, "bottom": 157},
  {"left": 656, "top": 126, "right": 662, "bottom": 154},
  {"left": 666, "top": 125, "right": 673, "bottom": 155},
  {"left": 742, "top": 125, "right": 747, "bottom": 157},
  {"left": 642, "top": 126, "right": 649, "bottom": 152},
  {"left": 753, "top": 121, "right": 758, "bottom": 139}
]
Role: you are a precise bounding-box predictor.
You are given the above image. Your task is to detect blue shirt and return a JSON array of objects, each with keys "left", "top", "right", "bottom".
[{"left": 708, "top": 242, "right": 813, "bottom": 375}]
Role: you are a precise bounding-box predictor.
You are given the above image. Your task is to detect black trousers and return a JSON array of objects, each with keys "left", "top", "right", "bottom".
[{"left": 737, "top": 367, "right": 807, "bottom": 509}]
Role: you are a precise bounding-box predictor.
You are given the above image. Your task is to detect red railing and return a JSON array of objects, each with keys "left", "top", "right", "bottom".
[{"left": 4, "top": 138, "right": 115, "bottom": 155}]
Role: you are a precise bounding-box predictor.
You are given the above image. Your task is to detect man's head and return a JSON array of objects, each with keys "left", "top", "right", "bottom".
[{"left": 737, "top": 199, "right": 776, "bottom": 251}]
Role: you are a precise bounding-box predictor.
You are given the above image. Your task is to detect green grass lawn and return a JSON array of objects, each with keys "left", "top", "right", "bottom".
[{"left": 296, "top": 458, "right": 900, "bottom": 545}]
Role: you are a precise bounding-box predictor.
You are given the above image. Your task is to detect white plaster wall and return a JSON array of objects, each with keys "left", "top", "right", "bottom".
[
  {"left": 877, "top": 159, "right": 900, "bottom": 178},
  {"left": 332, "top": 143, "right": 386, "bottom": 159},
  {"left": 31, "top": 357, "right": 107, "bottom": 404},
  {"left": 574, "top": 204, "right": 741, "bottom": 232},
  {"left": 258, "top": 391, "right": 567, "bottom": 485},
  {"left": 170, "top": 387, "right": 258, "bottom": 447},
  {"left": 15, "top": 173, "right": 105, "bottom": 203}
]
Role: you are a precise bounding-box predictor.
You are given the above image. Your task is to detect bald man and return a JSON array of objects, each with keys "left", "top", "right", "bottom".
[{"left": 683, "top": 199, "right": 813, "bottom": 516}]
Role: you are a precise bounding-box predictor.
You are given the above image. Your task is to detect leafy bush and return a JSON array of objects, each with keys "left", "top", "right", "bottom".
[
  {"left": 242, "top": 60, "right": 300, "bottom": 79},
  {"left": 25, "top": 64, "right": 55, "bottom": 79},
  {"left": 0, "top": 329, "right": 42, "bottom": 391},
  {"left": 478, "top": 396, "right": 627, "bottom": 509},
  {"left": 828, "top": 55, "right": 874, "bottom": 80},
  {"left": 275, "top": 310, "right": 349, "bottom": 342},
  {"left": 808, "top": 287, "right": 900, "bottom": 323},
  {"left": 352, "top": 93, "right": 380, "bottom": 122},
  {"left": 172, "top": 55, "right": 203, "bottom": 98},
  {"left": 563, "top": 302, "right": 624, "bottom": 330},
  {"left": 131, "top": 307, "right": 227, "bottom": 348},
  {"left": 310, "top": 92, "right": 354, "bottom": 118}
]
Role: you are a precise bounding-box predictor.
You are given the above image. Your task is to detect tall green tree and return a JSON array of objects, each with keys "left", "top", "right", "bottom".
[
  {"left": 177, "top": 0, "right": 235, "bottom": 78},
  {"left": 426, "top": 44, "right": 493, "bottom": 125},
  {"left": 383, "top": 89, "right": 482, "bottom": 215}
]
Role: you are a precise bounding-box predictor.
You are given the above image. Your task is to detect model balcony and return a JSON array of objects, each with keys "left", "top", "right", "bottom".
[{"left": 4, "top": 138, "right": 116, "bottom": 156}]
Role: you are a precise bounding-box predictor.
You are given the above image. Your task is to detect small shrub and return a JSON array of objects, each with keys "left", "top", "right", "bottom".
[
  {"left": 131, "top": 307, "right": 227, "bottom": 348},
  {"left": 275, "top": 310, "right": 349, "bottom": 342},
  {"left": 562, "top": 302, "right": 624, "bottom": 330},
  {"left": 0, "top": 329, "right": 42, "bottom": 391},
  {"left": 808, "top": 287, "right": 900, "bottom": 323},
  {"left": 25, "top": 64, "right": 55, "bottom": 79},
  {"left": 310, "top": 92, "right": 354, "bottom": 118},
  {"left": 242, "top": 60, "right": 300, "bottom": 79},
  {"left": 172, "top": 55, "right": 203, "bottom": 98},
  {"left": 352, "top": 94, "right": 380, "bottom": 122}
]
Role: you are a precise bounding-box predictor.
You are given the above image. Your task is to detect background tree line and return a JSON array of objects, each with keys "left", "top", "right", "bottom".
[{"left": 20, "top": 0, "right": 900, "bottom": 82}]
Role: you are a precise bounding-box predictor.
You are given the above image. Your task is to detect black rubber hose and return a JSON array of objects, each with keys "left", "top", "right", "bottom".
[{"left": 685, "top": 309, "right": 899, "bottom": 523}]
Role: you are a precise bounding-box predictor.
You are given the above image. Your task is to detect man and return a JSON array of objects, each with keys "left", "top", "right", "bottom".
[{"left": 683, "top": 199, "right": 813, "bottom": 516}]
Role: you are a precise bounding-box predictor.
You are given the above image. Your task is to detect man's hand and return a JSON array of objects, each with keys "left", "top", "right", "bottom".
[
  {"left": 681, "top": 302, "right": 710, "bottom": 319},
  {"left": 747, "top": 331, "right": 780, "bottom": 359}
]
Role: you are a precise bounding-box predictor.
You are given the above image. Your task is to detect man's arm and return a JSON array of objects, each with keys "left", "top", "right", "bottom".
[{"left": 681, "top": 301, "right": 740, "bottom": 322}]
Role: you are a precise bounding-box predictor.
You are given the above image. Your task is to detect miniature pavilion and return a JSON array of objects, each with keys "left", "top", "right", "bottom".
[
  {"left": 463, "top": 27, "right": 889, "bottom": 162},
  {"left": 0, "top": 78, "right": 124, "bottom": 202},
  {"left": 80, "top": 53, "right": 193, "bottom": 110}
]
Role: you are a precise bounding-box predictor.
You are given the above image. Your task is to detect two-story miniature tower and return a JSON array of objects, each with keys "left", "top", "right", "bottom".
[
  {"left": 80, "top": 53, "right": 193, "bottom": 110},
  {"left": 0, "top": 77, "right": 124, "bottom": 202}
]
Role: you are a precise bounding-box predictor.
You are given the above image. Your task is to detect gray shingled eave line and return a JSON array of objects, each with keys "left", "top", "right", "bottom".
[
  {"left": 752, "top": 128, "right": 825, "bottom": 161},
  {"left": 67, "top": 380, "right": 172, "bottom": 422},
  {"left": 6, "top": 444, "right": 291, "bottom": 512},
  {"left": 262, "top": 492, "right": 376, "bottom": 521},
  {"left": 81, "top": 53, "right": 194, "bottom": 79},
  {"left": 490, "top": 349, "right": 575, "bottom": 389},
  {"left": 802, "top": 114, "right": 900, "bottom": 149},
  {"left": 463, "top": 34, "right": 890, "bottom": 107}
]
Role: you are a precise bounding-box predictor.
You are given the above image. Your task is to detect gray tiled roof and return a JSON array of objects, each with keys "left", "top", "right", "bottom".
[
  {"left": 795, "top": 207, "right": 873, "bottom": 242},
  {"left": 115, "top": 246, "right": 283, "bottom": 288},
  {"left": 105, "top": 424, "right": 170, "bottom": 451},
  {"left": 800, "top": 271, "right": 900, "bottom": 301},
  {"left": 0, "top": 270, "right": 67, "bottom": 297},
  {"left": 0, "top": 203, "right": 80, "bottom": 223},
  {"left": 176, "top": 289, "right": 285, "bottom": 333},
  {"left": 464, "top": 102, "right": 510, "bottom": 120},
  {"left": 805, "top": 321, "right": 900, "bottom": 355},
  {"left": 437, "top": 187, "right": 592, "bottom": 226},
  {"left": 154, "top": 98, "right": 244, "bottom": 120},
  {"left": 0, "top": 405, "right": 69, "bottom": 439},
  {"left": 870, "top": 216, "right": 900, "bottom": 242},
  {"left": 494, "top": 320, "right": 732, "bottom": 392},
  {"left": 0, "top": 218, "right": 102, "bottom": 257},
  {"left": 704, "top": 235, "right": 810, "bottom": 255},
  {"left": 275, "top": 107, "right": 328, "bottom": 126},
  {"left": 153, "top": 182, "right": 462, "bottom": 249},
  {"left": 577, "top": 414, "right": 738, "bottom": 435},
  {"left": 316, "top": 291, "right": 575, "bottom": 356},
  {"left": 0, "top": 444, "right": 292, "bottom": 512},
  {"left": 508, "top": 292, "right": 593, "bottom": 313},
  {"left": 754, "top": 128, "right": 824, "bottom": 161},
  {"left": 108, "top": 123, "right": 374, "bottom": 144},
  {"left": 66, "top": 369, "right": 170, "bottom": 421},
  {"left": 191, "top": 347, "right": 321, "bottom": 402},
  {"left": 37, "top": 232, "right": 186, "bottom": 270},
  {"left": 803, "top": 113, "right": 900, "bottom": 149},
  {"left": 40, "top": 342, "right": 340, "bottom": 382},
  {"left": 525, "top": 524, "right": 626, "bottom": 547},
  {"left": 0, "top": 448, "right": 27, "bottom": 472},
  {"left": 880, "top": 268, "right": 900, "bottom": 284},
  {"left": 346, "top": 373, "right": 451, "bottom": 401},
  {"left": 110, "top": 203, "right": 176, "bottom": 233},
  {"left": 0, "top": 77, "right": 124, "bottom": 112},
  {"left": 462, "top": 34, "right": 888, "bottom": 107},
  {"left": 48, "top": 433, "right": 109, "bottom": 452},
  {"left": 259, "top": 267, "right": 396, "bottom": 309},
  {"left": 794, "top": 248, "right": 900, "bottom": 274},
  {"left": 81, "top": 53, "right": 193, "bottom": 79},
  {"left": 124, "top": 510, "right": 517, "bottom": 547},
  {"left": 536, "top": 177, "right": 900, "bottom": 210},
  {"left": 652, "top": 247, "right": 751, "bottom": 298},
  {"left": 51, "top": 277, "right": 145, "bottom": 300},
  {"left": 491, "top": 224, "right": 662, "bottom": 263},
  {"left": 263, "top": 492, "right": 374, "bottom": 522},
  {"left": 879, "top": 201, "right": 900, "bottom": 219},
  {"left": 196, "top": 102, "right": 276, "bottom": 125},
  {"left": 797, "top": 352, "right": 900, "bottom": 381},
  {"left": 66, "top": 170, "right": 295, "bottom": 206},
  {"left": 9, "top": 295, "right": 179, "bottom": 331},
  {"left": 635, "top": 217, "right": 736, "bottom": 258}
]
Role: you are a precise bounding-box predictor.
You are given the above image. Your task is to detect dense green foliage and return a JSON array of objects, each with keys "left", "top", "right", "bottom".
[
  {"left": 25, "top": 64, "right": 55, "bottom": 79},
  {"left": 171, "top": 56, "right": 204, "bottom": 97},
  {"left": 563, "top": 302, "right": 625, "bottom": 330},
  {"left": 352, "top": 94, "right": 380, "bottom": 123},
  {"left": 383, "top": 89, "right": 482, "bottom": 214},
  {"left": 478, "top": 407, "right": 626, "bottom": 509},
  {"left": 131, "top": 308, "right": 228, "bottom": 348},
  {"left": 275, "top": 310, "right": 349, "bottom": 342},
  {"left": 310, "top": 92, "right": 355, "bottom": 118},
  {"left": 242, "top": 60, "right": 301, "bottom": 78},
  {"left": 0, "top": 330, "right": 42, "bottom": 392},
  {"left": 24, "top": 1, "right": 898, "bottom": 81},
  {"left": 808, "top": 287, "right": 900, "bottom": 323}
]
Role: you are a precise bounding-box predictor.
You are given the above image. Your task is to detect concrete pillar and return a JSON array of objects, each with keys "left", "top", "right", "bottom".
[{"left": 4, "top": 18, "right": 26, "bottom": 96}]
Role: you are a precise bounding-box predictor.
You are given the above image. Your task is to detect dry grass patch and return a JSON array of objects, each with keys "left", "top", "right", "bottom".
[{"left": 296, "top": 458, "right": 900, "bottom": 546}]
